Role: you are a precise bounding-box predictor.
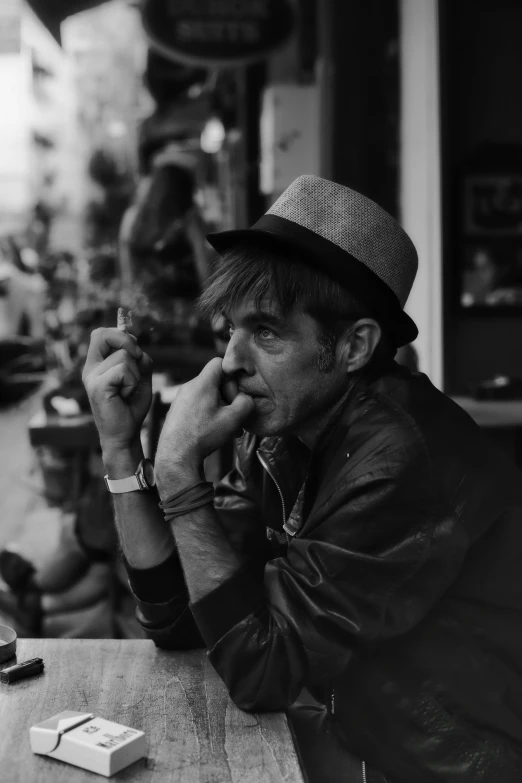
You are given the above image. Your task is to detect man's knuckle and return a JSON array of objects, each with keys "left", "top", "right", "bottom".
[{"left": 84, "top": 378, "right": 95, "bottom": 397}]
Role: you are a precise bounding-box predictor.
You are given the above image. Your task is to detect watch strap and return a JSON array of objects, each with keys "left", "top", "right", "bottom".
[
  {"left": 104, "top": 458, "right": 155, "bottom": 494},
  {"left": 104, "top": 474, "right": 144, "bottom": 494}
]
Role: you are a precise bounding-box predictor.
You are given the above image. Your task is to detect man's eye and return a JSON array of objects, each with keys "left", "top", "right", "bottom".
[{"left": 257, "top": 327, "right": 275, "bottom": 340}]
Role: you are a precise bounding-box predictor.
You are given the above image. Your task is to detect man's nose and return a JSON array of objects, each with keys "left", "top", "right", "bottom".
[{"left": 222, "top": 331, "right": 254, "bottom": 377}]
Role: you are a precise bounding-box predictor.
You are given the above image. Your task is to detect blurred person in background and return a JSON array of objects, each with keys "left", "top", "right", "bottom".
[
  {"left": 119, "top": 147, "right": 212, "bottom": 350},
  {"left": 0, "top": 245, "right": 122, "bottom": 639}
]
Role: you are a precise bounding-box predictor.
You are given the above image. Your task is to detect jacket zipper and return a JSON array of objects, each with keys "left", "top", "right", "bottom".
[
  {"left": 332, "top": 691, "right": 367, "bottom": 782},
  {"left": 256, "top": 451, "right": 286, "bottom": 522},
  {"left": 258, "top": 455, "right": 366, "bottom": 782},
  {"left": 258, "top": 454, "right": 366, "bottom": 781},
  {"left": 256, "top": 451, "right": 292, "bottom": 541}
]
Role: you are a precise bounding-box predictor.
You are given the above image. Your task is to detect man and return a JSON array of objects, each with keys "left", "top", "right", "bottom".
[{"left": 83, "top": 176, "right": 522, "bottom": 782}]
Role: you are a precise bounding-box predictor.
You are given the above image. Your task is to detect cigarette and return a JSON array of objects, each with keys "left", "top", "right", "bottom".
[{"left": 117, "top": 308, "right": 132, "bottom": 332}]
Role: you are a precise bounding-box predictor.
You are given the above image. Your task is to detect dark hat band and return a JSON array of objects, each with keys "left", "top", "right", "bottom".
[{"left": 207, "top": 213, "right": 418, "bottom": 346}]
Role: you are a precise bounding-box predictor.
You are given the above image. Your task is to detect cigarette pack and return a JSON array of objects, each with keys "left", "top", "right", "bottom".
[{"left": 30, "top": 710, "right": 147, "bottom": 777}]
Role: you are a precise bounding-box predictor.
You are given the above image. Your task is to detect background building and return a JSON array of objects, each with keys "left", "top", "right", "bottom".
[{"left": 0, "top": 0, "right": 77, "bottom": 239}]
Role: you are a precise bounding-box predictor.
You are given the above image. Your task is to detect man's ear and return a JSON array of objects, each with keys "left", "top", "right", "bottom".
[{"left": 337, "top": 319, "right": 382, "bottom": 373}]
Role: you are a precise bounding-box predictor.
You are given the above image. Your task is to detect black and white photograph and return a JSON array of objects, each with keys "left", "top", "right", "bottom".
[{"left": 1, "top": 2, "right": 522, "bottom": 782}]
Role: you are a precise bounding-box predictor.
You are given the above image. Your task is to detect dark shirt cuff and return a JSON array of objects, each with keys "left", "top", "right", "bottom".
[
  {"left": 124, "top": 549, "right": 185, "bottom": 603},
  {"left": 190, "top": 565, "right": 265, "bottom": 650}
]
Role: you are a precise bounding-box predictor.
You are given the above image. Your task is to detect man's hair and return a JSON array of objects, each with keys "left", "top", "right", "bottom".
[{"left": 198, "top": 240, "right": 397, "bottom": 370}]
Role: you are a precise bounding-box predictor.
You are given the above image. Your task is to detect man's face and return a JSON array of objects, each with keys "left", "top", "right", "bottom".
[{"left": 221, "top": 299, "right": 347, "bottom": 440}]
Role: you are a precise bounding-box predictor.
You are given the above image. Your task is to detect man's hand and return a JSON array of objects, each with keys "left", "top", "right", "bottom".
[
  {"left": 82, "top": 327, "right": 153, "bottom": 452},
  {"left": 155, "top": 357, "right": 254, "bottom": 481}
]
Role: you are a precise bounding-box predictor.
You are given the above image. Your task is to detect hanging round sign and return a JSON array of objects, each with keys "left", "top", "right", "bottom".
[{"left": 142, "top": 0, "right": 295, "bottom": 68}]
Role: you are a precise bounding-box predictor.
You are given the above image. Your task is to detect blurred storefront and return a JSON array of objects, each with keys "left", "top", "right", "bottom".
[
  {"left": 317, "top": 0, "right": 522, "bottom": 396},
  {"left": 438, "top": 0, "right": 522, "bottom": 396},
  {"left": 6, "top": 0, "right": 519, "bottom": 393}
]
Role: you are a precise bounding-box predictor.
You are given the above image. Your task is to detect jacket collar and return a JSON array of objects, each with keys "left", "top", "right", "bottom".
[{"left": 254, "top": 362, "right": 408, "bottom": 511}]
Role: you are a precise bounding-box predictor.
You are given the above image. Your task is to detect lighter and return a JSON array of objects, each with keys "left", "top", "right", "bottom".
[{"left": 0, "top": 657, "right": 44, "bottom": 683}]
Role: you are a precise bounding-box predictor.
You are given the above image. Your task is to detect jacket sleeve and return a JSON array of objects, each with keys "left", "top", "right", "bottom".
[
  {"left": 128, "top": 434, "right": 272, "bottom": 649},
  {"left": 190, "top": 421, "right": 470, "bottom": 712},
  {"left": 125, "top": 549, "right": 205, "bottom": 649}
]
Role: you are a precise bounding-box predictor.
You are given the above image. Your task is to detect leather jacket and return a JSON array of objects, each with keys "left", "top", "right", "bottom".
[{"left": 130, "top": 363, "right": 522, "bottom": 782}]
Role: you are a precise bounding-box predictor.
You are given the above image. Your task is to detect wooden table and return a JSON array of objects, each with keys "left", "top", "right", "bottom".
[{"left": 0, "top": 639, "right": 303, "bottom": 782}]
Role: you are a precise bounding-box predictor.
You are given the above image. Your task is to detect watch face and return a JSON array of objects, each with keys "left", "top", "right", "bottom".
[{"left": 142, "top": 459, "right": 156, "bottom": 488}]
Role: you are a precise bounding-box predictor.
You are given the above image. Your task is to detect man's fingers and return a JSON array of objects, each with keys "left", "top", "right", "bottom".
[
  {"left": 137, "top": 351, "right": 154, "bottom": 375},
  {"left": 221, "top": 377, "right": 238, "bottom": 404},
  {"left": 96, "top": 362, "right": 141, "bottom": 400},
  {"left": 88, "top": 348, "right": 136, "bottom": 378},
  {"left": 198, "top": 357, "right": 224, "bottom": 385},
  {"left": 221, "top": 392, "right": 255, "bottom": 426},
  {"left": 83, "top": 328, "right": 143, "bottom": 375},
  {"left": 93, "top": 347, "right": 153, "bottom": 379}
]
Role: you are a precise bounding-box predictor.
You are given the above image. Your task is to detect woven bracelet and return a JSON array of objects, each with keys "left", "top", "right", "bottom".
[
  {"left": 158, "top": 483, "right": 214, "bottom": 512},
  {"left": 159, "top": 481, "right": 213, "bottom": 508},
  {"left": 158, "top": 481, "right": 214, "bottom": 522},
  {"left": 163, "top": 495, "right": 214, "bottom": 521}
]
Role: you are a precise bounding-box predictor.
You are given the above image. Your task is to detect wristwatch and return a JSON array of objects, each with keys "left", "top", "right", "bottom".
[{"left": 104, "top": 458, "right": 156, "bottom": 494}]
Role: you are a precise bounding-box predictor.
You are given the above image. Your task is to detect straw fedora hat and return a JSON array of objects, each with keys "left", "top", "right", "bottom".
[{"left": 207, "top": 174, "right": 418, "bottom": 346}]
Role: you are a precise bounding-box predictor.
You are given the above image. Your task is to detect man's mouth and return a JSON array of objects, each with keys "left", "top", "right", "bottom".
[{"left": 239, "top": 389, "right": 265, "bottom": 398}]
